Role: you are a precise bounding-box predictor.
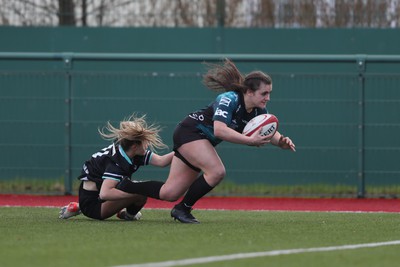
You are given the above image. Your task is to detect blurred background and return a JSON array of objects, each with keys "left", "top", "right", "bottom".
[
  {"left": 0, "top": 0, "right": 399, "bottom": 198},
  {"left": 2, "top": 0, "right": 400, "bottom": 27}
]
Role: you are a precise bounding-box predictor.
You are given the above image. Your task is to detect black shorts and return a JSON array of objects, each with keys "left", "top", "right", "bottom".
[
  {"left": 78, "top": 182, "right": 103, "bottom": 220},
  {"left": 173, "top": 123, "right": 207, "bottom": 151},
  {"left": 172, "top": 123, "right": 207, "bottom": 172}
]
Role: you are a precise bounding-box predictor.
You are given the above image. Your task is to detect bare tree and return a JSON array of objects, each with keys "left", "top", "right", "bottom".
[
  {"left": 0, "top": 0, "right": 400, "bottom": 28},
  {"left": 334, "top": 0, "right": 350, "bottom": 27},
  {"left": 257, "top": 0, "right": 275, "bottom": 27},
  {"left": 298, "top": 0, "right": 317, "bottom": 27},
  {"left": 58, "top": 0, "right": 75, "bottom": 25},
  {"left": 224, "top": 0, "right": 242, "bottom": 26},
  {"left": 394, "top": 0, "right": 400, "bottom": 27},
  {"left": 205, "top": 0, "right": 218, "bottom": 27},
  {"left": 81, "top": 0, "right": 87, "bottom": 26}
]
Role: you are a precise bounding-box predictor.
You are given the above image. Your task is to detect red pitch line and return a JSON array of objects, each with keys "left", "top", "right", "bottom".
[{"left": 0, "top": 194, "right": 399, "bottom": 213}]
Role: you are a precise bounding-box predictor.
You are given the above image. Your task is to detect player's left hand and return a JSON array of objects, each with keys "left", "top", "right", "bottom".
[{"left": 278, "top": 136, "right": 296, "bottom": 152}]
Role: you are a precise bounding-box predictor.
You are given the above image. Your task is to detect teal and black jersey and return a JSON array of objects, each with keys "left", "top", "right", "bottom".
[
  {"left": 77, "top": 143, "right": 152, "bottom": 189},
  {"left": 180, "top": 91, "right": 267, "bottom": 146}
]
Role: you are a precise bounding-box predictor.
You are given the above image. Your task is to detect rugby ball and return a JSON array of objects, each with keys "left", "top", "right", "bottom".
[{"left": 242, "top": 114, "right": 279, "bottom": 139}]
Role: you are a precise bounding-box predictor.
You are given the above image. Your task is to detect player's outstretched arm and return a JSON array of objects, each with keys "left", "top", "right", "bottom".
[
  {"left": 214, "top": 121, "right": 270, "bottom": 146},
  {"left": 150, "top": 151, "right": 174, "bottom": 167},
  {"left": 271, "top": 131, "right": 296, "bottom": 152}
]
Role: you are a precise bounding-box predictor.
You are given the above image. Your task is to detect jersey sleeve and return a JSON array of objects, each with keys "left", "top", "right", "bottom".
[
  {"left": 132, "top": 150, "right": 153, "bottom": 166},
  {"left": 212, "top": 92, "right": 238, "bottom": 125},
  {"left": 102, "top": 163, "right": 126, "bottom": 182}
]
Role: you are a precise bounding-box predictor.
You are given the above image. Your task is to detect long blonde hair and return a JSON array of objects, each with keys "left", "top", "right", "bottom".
[{"left": 98, "top": 113, "right": 167, "bottom": 152}]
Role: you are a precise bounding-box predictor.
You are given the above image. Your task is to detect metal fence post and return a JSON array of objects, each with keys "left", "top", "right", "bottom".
[
  {"left": 63, "top": 53, "right": 73, "bottom": 195},
  {"left": 356, "top": 55, "right": 366, "bottom": 198}
]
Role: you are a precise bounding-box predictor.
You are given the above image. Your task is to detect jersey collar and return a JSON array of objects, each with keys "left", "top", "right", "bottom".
[{"left": 118, "top": 145, "right": 133, "bottom": 165}]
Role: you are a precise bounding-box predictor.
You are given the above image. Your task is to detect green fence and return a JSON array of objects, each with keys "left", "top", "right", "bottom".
[{"left": 0, "top": 53, "right": 399, "bottom": 197}]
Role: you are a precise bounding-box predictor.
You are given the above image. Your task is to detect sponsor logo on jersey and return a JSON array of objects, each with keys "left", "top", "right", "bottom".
[
  {"left": 219, "top": 97, "right": 231, "bottom": 107},
  {"left": 189, "top": 113, "right": 204, "bottom": 121},
  {"left": 215, "top": 108, "right": 228, "bottom": 118}
]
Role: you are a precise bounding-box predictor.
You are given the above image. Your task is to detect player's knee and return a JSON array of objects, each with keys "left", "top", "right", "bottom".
[
  {"left": 217, "top": 168, "right": 226, "bottom": 181},
  {"left": 161, "top": 193, "right": 181, "bottom": 202},
  {"left": 210, "top": 166, "right": 226, "bottom": 185},
  {"left": 159, "top": 189, "right": 182, "bottom": 202}
]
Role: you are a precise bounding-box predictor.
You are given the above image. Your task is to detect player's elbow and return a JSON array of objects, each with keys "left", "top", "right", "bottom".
[
  {"left": 158, "top": 158, "right": 171, "bottom": 167},
  {"left": 213, "top": 127, "right": 225, "bottom": 139},
  {"left": 213, "top": 121, "right": 230, "bottom": 140}
]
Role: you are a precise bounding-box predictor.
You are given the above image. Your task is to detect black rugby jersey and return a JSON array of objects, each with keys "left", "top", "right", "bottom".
[
  {"left": 77, "top": 143, "right": 152, "bottom": 189},
  {"left": 180, "top": 91, "right": 267, "bottom": 146}
]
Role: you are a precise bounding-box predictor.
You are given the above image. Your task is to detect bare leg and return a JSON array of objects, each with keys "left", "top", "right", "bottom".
[
  {"left": 165, "top": 140, "right": 226, "bottom": 223},
  {"left": 159, "top": 139, "right": 225, "bottom": 200},
  {"left": 100, "top": 194, "right": 147, "bottom": 219}
]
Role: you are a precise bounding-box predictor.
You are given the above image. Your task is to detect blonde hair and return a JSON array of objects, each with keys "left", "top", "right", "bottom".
[
  {"left": 202, "top": 58, "right": 272, "bottom": 93},
  {"left": 98, "top": 113, "right": 167, "bottom": 152}
]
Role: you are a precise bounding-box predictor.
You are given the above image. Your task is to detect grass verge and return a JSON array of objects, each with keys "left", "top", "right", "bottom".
[
  {"left": 1, "top": 178, "right": 399, "bottom": 198},
  {"left": 0, "top": 207, "right": 399, "bottom": 267}
]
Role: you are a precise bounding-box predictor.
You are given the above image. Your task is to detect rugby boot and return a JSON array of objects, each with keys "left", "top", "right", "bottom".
[
  {"left": 117, "top": 209, "right": 142, "bottom": 221},
  {"left": 59, "top": 202, "right": 81, "bottom": 219},
  {"left": 171, "top": 204, "right": 200, "bottom": 224}
]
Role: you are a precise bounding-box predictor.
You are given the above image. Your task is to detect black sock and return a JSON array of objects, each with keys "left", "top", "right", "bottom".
[
  {"left": 126, "top": 203, "right": 144, "bottom": 216},
  {"left": 117, "top": 179, "right": 163, "bottom": 199},
  {"left": 178, "top": 175, "right": 214, "bottom": 209}
]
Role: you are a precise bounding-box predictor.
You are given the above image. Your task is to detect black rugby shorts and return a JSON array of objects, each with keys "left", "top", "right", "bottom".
[
  {"left": 78, "top": 182, "right": 103, "bottom": 220},
  {"left": 173, "top": 123, "right": 207, "bottom": 151}
]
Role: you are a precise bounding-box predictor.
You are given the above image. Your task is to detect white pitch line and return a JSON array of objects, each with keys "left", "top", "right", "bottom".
[{"left": 112, "top": 240, "right": 400, "bottom": 267}]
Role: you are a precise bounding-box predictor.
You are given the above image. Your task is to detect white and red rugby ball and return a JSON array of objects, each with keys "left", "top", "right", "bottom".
[{"left": 242, "top": 114, "right": 279, "bottom": 139}]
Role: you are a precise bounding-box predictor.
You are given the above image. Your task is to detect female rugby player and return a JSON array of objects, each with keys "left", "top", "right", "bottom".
[
  {"left": 117, "top": 59, "right": 296, "bottom": 223},
  {"left": 59, "top": 113, "right": 173, "bottom": 220}
]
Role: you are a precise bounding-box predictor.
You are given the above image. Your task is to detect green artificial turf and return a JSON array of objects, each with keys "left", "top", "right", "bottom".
[{"left": 0, "top": 207, "right": 399, "bottom": 267}]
